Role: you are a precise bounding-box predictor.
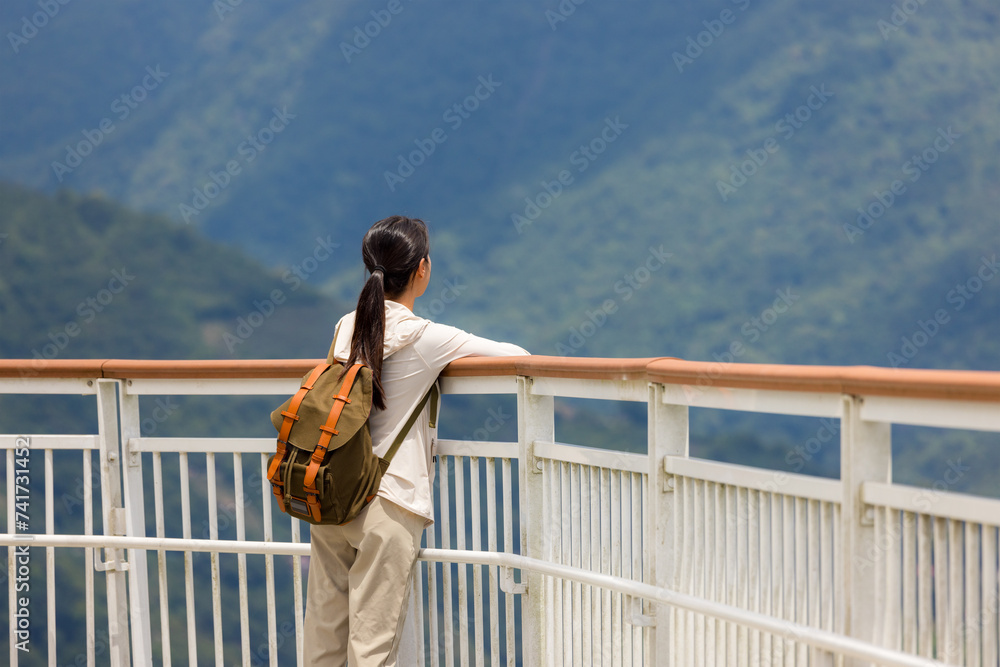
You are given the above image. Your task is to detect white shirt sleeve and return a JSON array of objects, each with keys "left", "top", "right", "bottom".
[{"left": 411, "top": 322, "right": 528, "bottom": 374}]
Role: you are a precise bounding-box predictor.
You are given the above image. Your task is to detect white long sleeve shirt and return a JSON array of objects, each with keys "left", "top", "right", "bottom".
[{"left": 329, "top": 300, "right": 528, "bottom": 524}]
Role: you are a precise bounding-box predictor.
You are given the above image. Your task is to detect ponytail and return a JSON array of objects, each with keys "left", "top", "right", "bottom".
[
  {"left": 349, "top": 269, "right": 388, "bottom": 408},
  {"left": 341, "top": 216, "right": 429, "bottom": 410}
]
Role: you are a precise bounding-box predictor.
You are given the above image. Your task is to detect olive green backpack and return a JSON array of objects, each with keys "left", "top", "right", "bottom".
[{"left": 266, "top": 362, "right": 437, "bottom": 525}]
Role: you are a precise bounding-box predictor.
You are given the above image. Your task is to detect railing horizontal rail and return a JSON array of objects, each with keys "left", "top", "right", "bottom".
[
  {"left": 0, "top": 434, "right": 99, "bottom": 450},
  {"left": 535, "top": 440, "right": 647, "bottom": 474},
  {"left": 863, "top": 481, "right": 1000, "bottom": 527},
  {"left": 5, "top": 355, "right": 1000, "bottom": 403},
  {"left": 124, "top": 377, "right": 298, "bottom": 395},
  {"left": 666, "top": 456, "right": 842, "bottom": 503},
  {"left": 0, "top": 533, "right": 311, "bottom": 556},
  {"left": 130, "top": 436, "right": 275, "bottom": 453},
  {"left": 860, "top": 394, "right": 1000, "bottom": 431},
  {"left": 435, "top": 439, "right": 518, "bottom": 459}
]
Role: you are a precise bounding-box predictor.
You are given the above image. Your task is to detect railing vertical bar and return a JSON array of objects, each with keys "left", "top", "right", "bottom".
[
  {"left": 782, "top": 494, "right": 794, "bottom": 667},
  {"left": 794, "top": 496, "right": 807, "bottom": 665},
  {"left": 902, "top": 510, "right": 917, "bottom": 655},
  {"left": 669, "top": 472, "right": 680, "bottom": 667},
  {"left": 604, "top": 466, "right": 616, "bottom": 667},
  {"left": 947, "top": 518, "right": 963, "bottom": 664},
  {"left": 414, "top": 555, "right": 426, "bottom": 667},
  {"left": 981, "top": 524, "right": 998, "bottom": 667},
  {"left": 571, "top": 462, "right": 584, "bottom": 666},
  {"left": 673, "top": 475, "right": 684, "bottom": 667},
  {"left": 693, "top": 479, "right": 705, "bottom": 667},
  {"left": 439, "top": 455, "right": 454, "bottom": 667},
  {"left": 760, "top": 488, "right": 772, "bottom": 665},
  {"left": 589, "top": 467, "right": 604, "bottom": 665},
  {"left": 821, "top": 501, "right": 833, "bottom": 635},
  {"left": 581, "top": 464, "right": 594, "bottom": 667},
  {"left": 609, "top": 470, "right": 622, "bottom": 667},
  {"left": 770, "top": 493, "right": 783, "bottom": 667},
  {"left": 233, "top": 453, "right": 250, "bottom": 666},
  {"left": 541, "top": 457, "right": 553, "bottom": 665},
  {"left": 698, "top": 479, "right": 710, "bottom": 667},
  {"left": 179, "top": 452, "right": 198, "bottom": 666},
  {"left": 425, "top": 499, "right": 439, "bottom": 667},
  {"left": 546, "top": 458, "right": 559, "bottom": 663},
  {"left": 932, "top": 516, "right": 947, "bottom": 662},
  {"left": 291, "top": 518, "right": 305, "bottom": 666},
  {"left": 683, "top": 476, "right": 694, "bottom": 667},
  {"left": 564, "top": 460, "right": 573, "bottom": 666},
  {"left": 748, "top": 489, "right": 760, "bottom": 665},
  {"left": 461, "top": 456, "right": 485, "bottom": 667},
  {"left": 455, "top": 455, "right": 470, "bottom": 667},
  {"left": 874, "top": 503, "right": 885, "bottom": 648},
  {"left": 152, "top": 452, "right": 172, "bottom": 667},
  {"left": 469, "top": 456, "right": 485, "bottom": 667},
  {"left": 485, "top": 456, "right": 500, "bottom": 667},
  {"left": 885, "top": 509, "right": 903, "bottom": 652},
  {"left": 833, "top": 502, "right": 844, "bottom": 637},
  {"left": 726, "top": 485, "right": 738, "bottom": 667},
  {"left": 561, "top": 462, "right": 573, "bottom": 665},
  {"left": 118, "top": 387, "right": 153, "bottom": 664},
  {"left": 807, "top": 499, "right": 820, "bottom": 665},
  {"left": 84, "top": 449, "right": 96, "bottom": 667},
  {"left": 7, "top": 447, "right": 16, "bottom": 667},
  {"left": 737, "top": 487, "right": 749, "bottom": 667},
  {"left": 502, "top": 457, "right": 514, "bottom": 666},
  {"left": 819, "top": 501, "right": 833, "bottom": 665},
  {"left": 966, "top": 521, "right": 981, "bottom": 667},
  {"left": 716, "top": 481, "right": 727, "bottom": 667},
  {"left": 259, "top": 454, "right": 278, "bottom": 667},
  {"left": 45, "top": 448, "right": 55, "bottom": 667},
  {"left": 620, "top": 467, "right": 632, "bottom": 667},
  {"left": 631, "top": 472, "right": 644, "bottom": 664},
  {"left": 916, "top": 513, "right": 932, "bottom": 659},
  {"left": 205, "top": 452, "right": 224, "bottom": 666}
]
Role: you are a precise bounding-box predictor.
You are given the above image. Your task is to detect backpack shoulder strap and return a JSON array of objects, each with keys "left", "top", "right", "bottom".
[{"left": 382, "top": 380, "right": 440, "bottom": 464}]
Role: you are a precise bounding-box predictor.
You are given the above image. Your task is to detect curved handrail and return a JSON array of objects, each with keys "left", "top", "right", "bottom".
[
  {"left": 0, "top": 532, "right": 947, "bottom": 667},
  {"left": 1, "top": 356, "right": 999, "bottom": 403}
]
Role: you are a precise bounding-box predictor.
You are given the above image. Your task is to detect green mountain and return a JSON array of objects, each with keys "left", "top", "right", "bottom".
[
  {"left": 0, "top": 182, "right": 345, "bottom": 362},
  {"left": 1, "top": 0, "right": 998, "bottom": 372}
]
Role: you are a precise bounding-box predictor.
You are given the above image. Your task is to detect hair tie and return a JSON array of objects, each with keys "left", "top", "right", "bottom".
[{"left": 372, "top": 265, "right": 387, "bottom": 275}]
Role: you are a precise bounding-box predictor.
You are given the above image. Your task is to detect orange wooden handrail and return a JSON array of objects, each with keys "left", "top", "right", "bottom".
[{"left": 2, "top": 357, "right": 999, "bottom": 403}]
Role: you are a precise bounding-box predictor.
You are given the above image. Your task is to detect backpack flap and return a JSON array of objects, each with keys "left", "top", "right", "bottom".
[{"left": 270, "top": 363, "right": 373, "bottom": 452}]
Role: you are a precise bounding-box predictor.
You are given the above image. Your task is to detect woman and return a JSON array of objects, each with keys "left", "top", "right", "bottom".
[{"left": 304, "top": 215, "right": 528, "bottom": 665}]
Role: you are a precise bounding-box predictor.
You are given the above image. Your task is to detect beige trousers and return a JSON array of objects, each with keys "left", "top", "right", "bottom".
[{"left": 303, "top": 496, "right": 425, "bottom": 666}]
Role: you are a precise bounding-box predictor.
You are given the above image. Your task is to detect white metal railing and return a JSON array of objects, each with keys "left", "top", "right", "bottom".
[{"left": 1, "top": 357, "right": 1000, "bottom": 666}]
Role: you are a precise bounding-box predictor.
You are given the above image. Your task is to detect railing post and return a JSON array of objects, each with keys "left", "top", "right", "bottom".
[
  {"left": 517, "top": 375, "right": 553, "bottom": 667},
  {"left": 840, "top": 394, "right": 891, "bottom": 665},
  {"left": 647, "top": 383, "right": 689, "bottom": 666},
  {"left": 118, "top": 380, "right": 153, "bottom": 665},
  {"left": 95, "top": 379, "right": 132, "bottom": 667}
]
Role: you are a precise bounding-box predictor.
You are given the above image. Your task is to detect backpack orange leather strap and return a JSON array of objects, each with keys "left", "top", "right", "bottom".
[
  {"left": 303, "top": 363, "right": 363, "bottom": 520},
  {"left": 268, "top": 363, "right": 331, "bottom": 505}
]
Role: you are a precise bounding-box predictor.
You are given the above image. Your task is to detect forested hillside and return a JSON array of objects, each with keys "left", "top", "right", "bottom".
[
  {"left": 0, "top": 183, "right": 344, "bottom": 363},
  {"left": 1, "top": 0, "right": 998, "bottom": 371}
]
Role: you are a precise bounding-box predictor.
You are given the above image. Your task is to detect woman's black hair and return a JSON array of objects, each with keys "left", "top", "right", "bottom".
[{"left": 342, "top": 215, "right": 429, "bottom": 410}]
